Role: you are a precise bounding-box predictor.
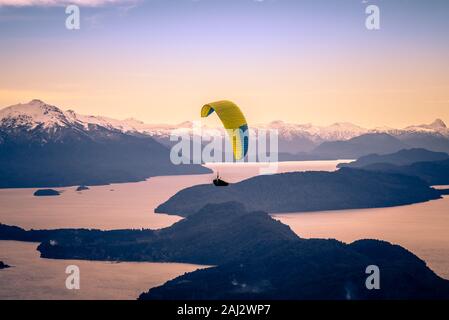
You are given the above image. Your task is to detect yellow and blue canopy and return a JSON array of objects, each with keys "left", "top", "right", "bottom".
[{"left": 201, "top": 100, "right": 249, "bottom": 160}]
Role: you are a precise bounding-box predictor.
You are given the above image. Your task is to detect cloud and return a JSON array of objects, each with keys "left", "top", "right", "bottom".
[{"left": 0, "top": 0, "right": 137, "bottom": 7}]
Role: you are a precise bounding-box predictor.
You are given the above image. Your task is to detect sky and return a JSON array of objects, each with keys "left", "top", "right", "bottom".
[{"left": 0, "top": 0, "right": 448, "bottom": 128}]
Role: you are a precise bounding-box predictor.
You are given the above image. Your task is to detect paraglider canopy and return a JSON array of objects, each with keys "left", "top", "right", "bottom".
[{"left": 201, "top": 100, "right": 249, "bottom": 160}]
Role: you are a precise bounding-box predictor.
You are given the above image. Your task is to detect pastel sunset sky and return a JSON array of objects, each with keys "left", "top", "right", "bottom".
[{"left": 0, "top": 0, "right": 448, "bottom": 127}]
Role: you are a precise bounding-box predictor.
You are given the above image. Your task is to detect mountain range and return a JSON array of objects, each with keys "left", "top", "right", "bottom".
[
  {"left": 267, "top": 119, "right": 449, "bottom": 158},
  {"left": 1, "top": 99, "right": 449, "bottom": 179},
  {"left": 2, "top": 100, "right": 448, "bottom": 152},
  {"left": 0, "top": 100, "right": 210, "bottom": 188}
]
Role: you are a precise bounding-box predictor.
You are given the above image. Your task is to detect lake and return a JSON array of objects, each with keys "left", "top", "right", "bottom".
[
  {"left": 0, "top": 241, "right": 205, "bottom": 300},
  {"left": 0, "top": 160, "right": 349, "bottom": 230},
  {"left": 1, "top": 160, "right": 448, "bottom": 299},
  {"left": 274, "top": 192, "right": 449, "bottom": 280},
  {"left": 0, "top": 160, "right": 347, "bottom": 299}
]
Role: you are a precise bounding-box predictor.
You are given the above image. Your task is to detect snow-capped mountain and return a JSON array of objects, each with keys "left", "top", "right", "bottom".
[
  {"left": 254, "top": 119, "right": 449, "bottom": 154},
  {"left": 1, "top": 99, "right": 448, "bottom": 188},
  {"left": 403, "top": 119, "right": 448, "bottom": 135},
  {"left": 1, "top": 99, "right": 448, "bottom": 150},
  {"left": 1, "top": 99, "right": 447, "bottom": 138},
  {"left": 0, "top": 100, "right": 210, "bottom": 144},
  {"left": 257, "top": 120, "right": 369, "bottom": 142},
  {"left": 0, "top": 99, "right": 75, "bottom": 130},
  {"left": 0, "top": 99, "right": 163, "bottom": 133},
  {"left": 0, "top": 100, "right": 210, "bottom": 188},
  {"left": 258, "top": 119, "right": 449, "bottom": 141}
]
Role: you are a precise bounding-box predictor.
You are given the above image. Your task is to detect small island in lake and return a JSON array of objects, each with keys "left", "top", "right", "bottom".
[{"left": 33, "top": 189, "right": 60, "bottom": 197}]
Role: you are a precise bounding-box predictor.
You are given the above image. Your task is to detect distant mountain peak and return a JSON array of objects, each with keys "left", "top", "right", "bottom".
[
  {"left": 29, "top": 99, "right": 45, "bottom": 105},
  {"left": 1, "top": 99, "right": 448, "bottom": 147},
  {"left": 269, "top": 120, "right": 286, "bottom": 126},
  {"left": 330, "top": 122, "right": 359, "bottom": 127},
  {"left": 404, "top": 118, "right": 448, "bottom": 135},
  {"left": 177, "top": 121, "right": 194, "bottom": 127},
  {"left": 123, "top": 117, "right": 144, "bottom": 125},
  {"left": 430, "top": 119, "right": 447, "bottom": 129},
  {"left": 0, "top": 99, "right": 69, "bottom": 129}
]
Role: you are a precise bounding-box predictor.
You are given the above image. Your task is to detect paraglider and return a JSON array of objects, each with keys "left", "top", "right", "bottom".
[
  {"left": 201, "top": 100, "right": 249, "bottom": 161},
  {"left": 213, "top": 172, "right": 229, "bottom": 187}
]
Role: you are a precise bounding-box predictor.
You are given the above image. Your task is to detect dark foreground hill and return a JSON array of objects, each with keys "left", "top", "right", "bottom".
[
  {"left": 337, "top": 149, "right": 449, "bottom": 186},
  {"left": 1, "top": 202, "right": 449, "bottom": 300},
  {"left": 0, "top": 202, "right": 298, "bottom": 265},
  {"left": 359, "top": 159, "right": 449, "bottom": 186},
  {"left": 140, "top": 239, "right": 449, "bottom": 300},
  {"left": 156, "top": 168, "right": 441, "bottom": 217},
  {"left": 360, "top": 160, "right": 449, "bottom": 185}
]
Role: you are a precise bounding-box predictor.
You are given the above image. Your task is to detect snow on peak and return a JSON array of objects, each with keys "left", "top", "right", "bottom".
[
  {"left": 257, "top": 120, "right": 368, "bottom": 141},
  {"left": 0, "top": 100, "right": 154, "bottom": 133},
  {"left": 430, "top": 119, "right": 447, "bottom": 129},
  {"left": 404, "top": 119, "right": 449, "bottom": 135},
  {"left": 0, "top": 99, "right": 69, "bottom": 129},
  {"left": 177, "top": 121, "right": 195, "bottom": 128},
  {"left": 267, "top": 120, "right": 286, "bottom": 127},
  {"left": 29, "top": 99, "right": 45, "bottom": 105},
  {"left": 1, "top": 99, "right": 448, "bottom": 140},
  {"left": 328, "top": 122, "right": 363, "bottom": 129}
]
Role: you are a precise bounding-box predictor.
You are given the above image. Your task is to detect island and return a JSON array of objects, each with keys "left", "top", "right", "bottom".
[
  {"left": 337, "top": 148, "right": 449, "bottom": 169},
  {"left": 33, "top": 189, "right": 60, "bottom": 197},
  {"left": 139, "top": 238, "right": 449, "bottom": 300},
  {"left": 1, "top": 202, "right": 296, "bottom": 265},
  {"left": 155, "top": 168, "right": 441, "bottom": 217},
  {"left": 337, "top": 149, "right": 449, "bottom": 185},
  {"left": 1, "top": 202, "right": 449, "bottom": 299}
]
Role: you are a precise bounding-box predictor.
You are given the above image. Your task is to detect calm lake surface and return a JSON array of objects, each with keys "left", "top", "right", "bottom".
[
  {"left": 0, "top": 161, "right": 348, "bottom": 230},
  {"left": 0, "top": 241, "right": 205, "bottom": 300},
  {"left": 274, "top": 192, "right": 449, "bottom": 280},
  {"left": 0, "top": 161, "right": 347, "bottom": 299},
  {"left": 1, "top": 160, "right": 448, "bottom": 299}
]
